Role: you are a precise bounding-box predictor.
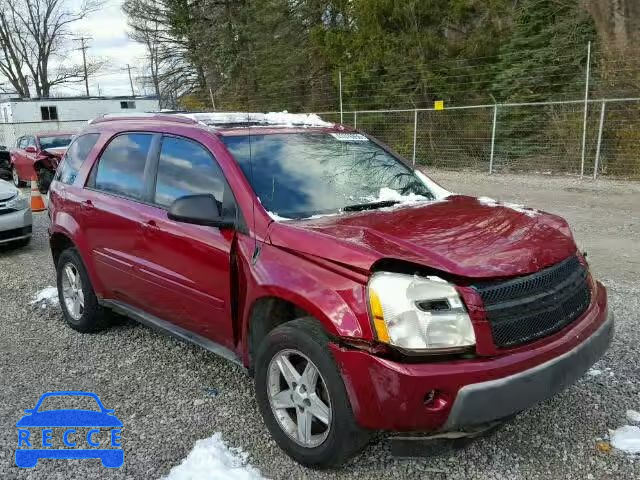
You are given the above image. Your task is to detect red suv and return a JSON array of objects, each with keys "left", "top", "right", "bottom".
[{"left": 48, "top": 113, "right": 613, "bottom": 468}]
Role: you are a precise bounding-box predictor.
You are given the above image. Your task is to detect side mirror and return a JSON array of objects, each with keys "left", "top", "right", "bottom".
[
  {"left": 25, "top": 146, "right": 37, "bottom": 154},
  {"left": 168, "top": 194, "right": 234, "bottom": 229}
]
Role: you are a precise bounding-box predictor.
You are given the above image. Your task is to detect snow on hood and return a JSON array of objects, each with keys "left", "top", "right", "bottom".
[
  {"left": 267, "top": 186, "right": 440, "bottom": 222},
  {"left": 180, "top": 111, "right": 333, "bottom": 128},
  {"left": 477, "top": 196, "right": 538, "bottom": 217}
]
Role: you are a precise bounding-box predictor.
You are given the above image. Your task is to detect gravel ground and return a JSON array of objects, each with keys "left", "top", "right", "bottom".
[{"left": 0, "top": 172, "right": 639, "bottom": 480}]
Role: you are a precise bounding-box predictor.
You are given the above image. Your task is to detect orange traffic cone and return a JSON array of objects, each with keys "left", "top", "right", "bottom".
[{"left": 30, "top": 179, "right": 46, "bottom": 212}]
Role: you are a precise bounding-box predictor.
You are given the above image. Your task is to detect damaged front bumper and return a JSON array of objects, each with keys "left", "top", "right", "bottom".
[{"left": 330, "top": 282, "right": 611, "bottom": 432}]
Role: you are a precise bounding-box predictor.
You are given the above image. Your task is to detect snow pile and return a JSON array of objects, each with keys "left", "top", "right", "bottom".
[
  {"left": 377, "top": 187, "right": 429, "bottom": 204},
  {"left": 180, "top": 111, "right": 333, "bottom": 128},
  {"left": 30, "top": 286, "right": 59, "bottom": 308},
  {"left": 163, "top": 433, "right": 265, "bottom": 480},
  {"left": 587, "top": 368, "right": 602, "bottom": 377},
  {"left": 610, "top": 425, "right": 640, "bottom": 455},
  {"left": 627, "top": 410, "right": 640, "bottom": 423},
  {"left": 267, "top": 211, "right": 293, "bottom": 222},
  {"left": 477, "top": 196, "right": 538, "bottom": 217},
  {"left": 414, "top": 170, "right": 452, "bottom": 200}
]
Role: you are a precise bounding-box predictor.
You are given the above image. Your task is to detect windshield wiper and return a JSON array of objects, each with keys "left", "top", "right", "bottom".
[{"left": 342, "top": 200, "right": 400, "bottom": 212}]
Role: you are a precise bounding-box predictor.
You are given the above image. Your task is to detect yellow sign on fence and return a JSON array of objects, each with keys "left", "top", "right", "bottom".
[{"left": 434, "top": 100, "right": 444, "bottom": 111}]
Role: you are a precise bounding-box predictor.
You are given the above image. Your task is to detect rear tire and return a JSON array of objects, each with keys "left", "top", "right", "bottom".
[
  {"left": 56, "top": 248, "right": 109, "bottom": 332},
  {"left": 254, "top": 317, "right": 371, "bottom": 469}
]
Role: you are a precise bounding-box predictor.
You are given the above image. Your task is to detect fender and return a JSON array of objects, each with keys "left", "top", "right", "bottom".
[
  {"left": 235, "top": 235, "right": 374, "bottom": 366},
  {"left": 50, "top": 213, "right": 105, "bottom": 297}
]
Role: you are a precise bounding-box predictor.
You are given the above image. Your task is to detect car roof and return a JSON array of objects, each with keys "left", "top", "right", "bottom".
[
  {"left": 87, "top": 112, "right": 352, "bottom": 137},
  {"left": 35, "top": 131, "right": 76, "bottom": 138}
]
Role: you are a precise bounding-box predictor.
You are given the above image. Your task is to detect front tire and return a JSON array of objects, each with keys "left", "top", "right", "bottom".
[
  {"left": 254, "top": 318, "right": 371, "bottom": 469},
  {"left": 56, "top": 248, "right": 109, "bottom": 332},
  {"left": 12, "top": 165, "right": 26, "bottom": 188}
]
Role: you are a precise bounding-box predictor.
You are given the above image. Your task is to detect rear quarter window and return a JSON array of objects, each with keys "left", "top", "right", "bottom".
[{"left": 56, "top": 133, "right": 100, "bottom": 185}]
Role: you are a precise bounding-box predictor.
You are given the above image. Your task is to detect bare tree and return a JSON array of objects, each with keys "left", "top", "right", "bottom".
[{"left": 0, "top": 0, "right": 104, "bottom": 97}]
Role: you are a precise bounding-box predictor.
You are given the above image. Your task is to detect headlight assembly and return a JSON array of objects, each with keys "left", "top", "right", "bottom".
[{"left": 367, "top": 272, "right": 475, "bottom": 352}]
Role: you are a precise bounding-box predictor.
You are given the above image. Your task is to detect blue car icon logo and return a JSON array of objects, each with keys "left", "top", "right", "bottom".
[{"left": 15, "top": 391, "right": 123, "bottom": 468}]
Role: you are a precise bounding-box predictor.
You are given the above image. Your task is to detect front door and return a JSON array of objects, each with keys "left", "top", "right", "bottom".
[{"left": 133, "top": 135, "right": 236, "bottom": 349}]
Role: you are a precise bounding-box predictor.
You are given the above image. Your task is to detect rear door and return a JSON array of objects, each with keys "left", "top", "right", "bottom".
[
  {"left": 132, "top": 134, "right": 237, "bottom": 348},
  {"left": 80, "top": 132, "right": 158, "bottom": 307}
]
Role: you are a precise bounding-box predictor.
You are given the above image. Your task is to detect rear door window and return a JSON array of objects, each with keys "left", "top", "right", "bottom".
[
  {"left": 93, "top": 133, "right": 153, "bottom": 201},
  {"left": 57, "top": 133, "right": 99, "bottom": 185},
  {"left": 153, "top": 136, "right": 227, "bottom": 208}
]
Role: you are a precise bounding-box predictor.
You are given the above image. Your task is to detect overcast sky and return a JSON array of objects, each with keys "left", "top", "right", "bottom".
[{"left": 60, "top": 0, "right": 147, "bottom": 97}]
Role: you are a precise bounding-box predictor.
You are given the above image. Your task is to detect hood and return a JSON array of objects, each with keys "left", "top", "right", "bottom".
[
  {"left": 268, "top": 195, "right": 577, "bottom": 279},
  {"left": 0, "top": 179, "right": 18, "bottom": 201},
  {"left": 43, "top": 147, "right": 67, "bottom": 158}
]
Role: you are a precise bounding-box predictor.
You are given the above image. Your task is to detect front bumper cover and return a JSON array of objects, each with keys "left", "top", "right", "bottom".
[{"left": 444, "top": 310, "right": 613, "bottom": 429}]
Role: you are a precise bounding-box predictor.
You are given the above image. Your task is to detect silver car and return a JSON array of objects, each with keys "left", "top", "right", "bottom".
[{"left": 0, "top": 179, "right": 32, "bottom": 247}]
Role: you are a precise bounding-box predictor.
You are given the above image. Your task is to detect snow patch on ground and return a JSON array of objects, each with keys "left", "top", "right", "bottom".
[
  {"left": 30, "top": 286, "right": 59, "bottom": 308},
  {"left": 163, "top": 433, "right": 266, "bottom": 480},
  {"left": 477, "top": 196, "right": 538, "bottom": 217},
  {"left": 627, "top": 410, "right": 640, "bottom": 423},
  {"left": 587, "top": 368, "right": 602, "bottom": 377},
  {"left": 610, "top": 425, "right": 640, "bottom": 455}
]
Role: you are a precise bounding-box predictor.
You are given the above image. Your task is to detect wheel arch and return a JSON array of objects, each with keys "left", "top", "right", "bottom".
[{"left": 49, "top": 220, "right": 105, "bottom": 297}]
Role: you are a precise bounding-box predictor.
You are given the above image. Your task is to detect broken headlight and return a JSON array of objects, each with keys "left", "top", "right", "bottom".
[{"left": 367, "top": 272, "right": 475, "bottom": 352}]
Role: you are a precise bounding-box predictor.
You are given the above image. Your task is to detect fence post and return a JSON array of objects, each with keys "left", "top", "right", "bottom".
[
  {"left": 593, "top": 99, "right": 606, "bottom": 179},
  {"left": 489, "top": 104, "right": 498, "bottom": 174},
  {"left": 580, "top": 41, "right": 591, "bottom": 177},
  {"left": 412, "top": 109, "right": 418, "bottom": 166},
  {"left": 338, "top": 70, "right": 344, "bottom": 124},
  {"left": 354, "top": 111, "right": 357, "bottom": 129}
]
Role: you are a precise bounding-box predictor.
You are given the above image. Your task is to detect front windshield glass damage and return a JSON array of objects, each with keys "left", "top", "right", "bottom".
[{"left": 223, "top": 133, "right": 437, "bottom": 219}]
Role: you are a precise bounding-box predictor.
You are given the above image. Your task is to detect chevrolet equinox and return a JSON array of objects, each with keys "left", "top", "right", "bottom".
[{"left": 48, "top": 112, "right": 613, "bottom": 468}]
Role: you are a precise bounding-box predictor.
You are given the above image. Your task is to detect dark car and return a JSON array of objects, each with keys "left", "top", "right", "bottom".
[
  {"left": 47, "top": 112, "right": 612, "bottom": 468},
  {"left": 10, "top": 132, "right": 75, "bottom": 193},
  {"left": 0, "top": 145, "right": 11, "bottom": 181}
]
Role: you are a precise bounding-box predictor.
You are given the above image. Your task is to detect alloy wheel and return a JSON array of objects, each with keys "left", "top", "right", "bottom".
[
  {"left": 267, "top": 349, "right": 332, "bottom": 448},
  {"left": 61, "top": 263, "right": 84, "bottom": 321},
  {"left": 12, "top": 167, "right": 20, "bottom": 187}
]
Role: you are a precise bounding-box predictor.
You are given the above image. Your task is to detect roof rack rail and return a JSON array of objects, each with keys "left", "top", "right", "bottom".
[
  {"left": 177, "top": 112, "right": 333, "bottom": 127},
  {"left": 88, "top": 113, "right": 198, "bottom": 125}
]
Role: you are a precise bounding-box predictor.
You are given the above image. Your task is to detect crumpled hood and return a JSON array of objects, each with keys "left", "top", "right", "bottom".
[
  {"left": 268, "top": 195, "right": 577, "bottom": 279},
  {"left": 0, "top": 179, "right": 18, "bottom": 201}
]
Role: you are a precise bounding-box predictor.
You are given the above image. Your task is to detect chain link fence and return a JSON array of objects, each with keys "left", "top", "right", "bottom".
[
  {"left": 0, "top": 120, "right": 88, "bottom": 149},
  {"left": 319, "top": 97, "right": 640, "bottom": 179}
]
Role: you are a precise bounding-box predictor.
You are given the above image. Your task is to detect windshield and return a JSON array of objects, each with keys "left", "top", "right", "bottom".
[
  {"left": 39, "top": 135, "right": 73, "bottom": 150},
  {"left": 222, "top": 133, "right": 434, "bottom": 219}
]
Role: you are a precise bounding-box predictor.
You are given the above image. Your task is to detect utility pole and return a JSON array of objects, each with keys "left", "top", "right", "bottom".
[
  {"left": 125, "top": 64, "right": 135, "bottom": 97},
  {"left": 74, "top": 37, "right": 91, "bottom": 96}
]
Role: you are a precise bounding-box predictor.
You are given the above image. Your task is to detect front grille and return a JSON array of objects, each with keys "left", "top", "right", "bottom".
[{"left": 474, "top": 256, "right": 591, "bottom": 348}]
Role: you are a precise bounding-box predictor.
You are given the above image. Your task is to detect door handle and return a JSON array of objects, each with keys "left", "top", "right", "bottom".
[
  {"left": 141, "top": 220, "right": 159, "bottom": 234},
  {"left": 80, "top": 200, "right": 93, "bottom": 210}
]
